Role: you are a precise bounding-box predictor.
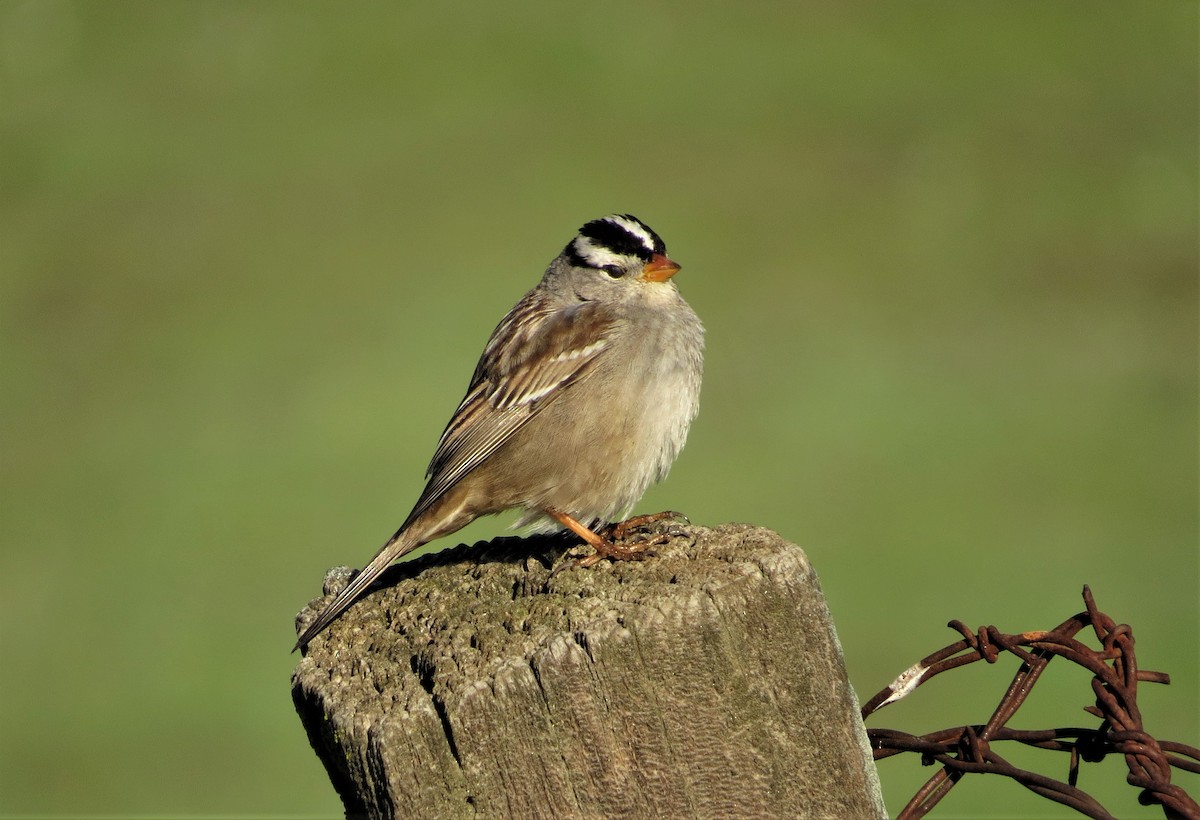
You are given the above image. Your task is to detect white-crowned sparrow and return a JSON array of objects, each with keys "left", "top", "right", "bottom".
[{"left": 295, "top": 214, "right": 704, "bottom": 649}]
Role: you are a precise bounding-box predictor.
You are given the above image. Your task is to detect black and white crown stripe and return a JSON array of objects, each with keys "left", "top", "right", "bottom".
[{"left": 565, "top": 214, "right": 667, "bottom": 271}]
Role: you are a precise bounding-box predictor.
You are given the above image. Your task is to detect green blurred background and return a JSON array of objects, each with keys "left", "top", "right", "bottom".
[{"left": 2, "top": 2, "right": 1195, "bottom": 817}]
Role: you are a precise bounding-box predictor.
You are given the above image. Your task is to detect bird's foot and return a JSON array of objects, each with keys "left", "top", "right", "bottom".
[
  {"left": 604, "top": 510, "right": 689, "bottom": 541},
  {"left": 546, "top": 508, "right": 685, "bottom": 571},
  {"left": 574, "top": 533, "right": 663, "bottom": 568}
]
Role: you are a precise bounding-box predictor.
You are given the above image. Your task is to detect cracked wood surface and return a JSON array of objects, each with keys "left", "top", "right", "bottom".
[{"left": 291, "top": 523, "right": 885, "bottom": 819}]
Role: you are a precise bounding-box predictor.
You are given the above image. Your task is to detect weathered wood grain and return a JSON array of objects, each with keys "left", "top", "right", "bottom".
[{"left": 292, "top": 523, "right": 885, "bottom": 819}]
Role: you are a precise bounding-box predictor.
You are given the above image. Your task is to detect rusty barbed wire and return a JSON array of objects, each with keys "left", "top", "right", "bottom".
[{"left": 862, "top": 585, "right": 1199, "bottom": 819}]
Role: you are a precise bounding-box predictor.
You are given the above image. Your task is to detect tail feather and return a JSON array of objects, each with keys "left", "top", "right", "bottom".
[{"left": 293, "top": 528, "right": 422, "bottom": 651}]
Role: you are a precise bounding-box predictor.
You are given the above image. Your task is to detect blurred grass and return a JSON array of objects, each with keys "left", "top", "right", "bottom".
[{"left": 1, "top": 1, "right": 1196, "bottom": 816}]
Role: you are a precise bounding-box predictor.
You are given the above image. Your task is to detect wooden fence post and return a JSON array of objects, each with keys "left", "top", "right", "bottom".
[{"left": 292, "top": 523, "right": 885, "bottom": 819}]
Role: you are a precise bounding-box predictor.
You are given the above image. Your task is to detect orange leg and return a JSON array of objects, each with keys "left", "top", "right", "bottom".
[{"left": 546, "top": 509, "right": 654, "bottom": 568}]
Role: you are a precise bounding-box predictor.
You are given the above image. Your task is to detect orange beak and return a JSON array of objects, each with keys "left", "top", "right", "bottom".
[{"left": 642, "top": 253, "right": 681, "bottom": 282}]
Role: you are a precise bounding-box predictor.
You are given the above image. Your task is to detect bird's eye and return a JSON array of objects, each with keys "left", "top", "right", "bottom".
[{"left": 600, "top": 264, "right": 625, "bottom": 278}]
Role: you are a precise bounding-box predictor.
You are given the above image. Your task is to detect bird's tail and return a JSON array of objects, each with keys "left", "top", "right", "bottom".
[{"left": 293, "top": 527, "right": 423, "bottom": 652}]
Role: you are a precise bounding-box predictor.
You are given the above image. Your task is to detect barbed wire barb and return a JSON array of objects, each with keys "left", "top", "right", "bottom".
[{"left": 862, "top": 586, "right": 1199, "bottom": 819}]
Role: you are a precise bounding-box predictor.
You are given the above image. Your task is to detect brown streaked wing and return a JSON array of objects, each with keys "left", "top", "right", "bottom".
[{"left": 402, "top": 296, "right": 616, "bottom": 526}]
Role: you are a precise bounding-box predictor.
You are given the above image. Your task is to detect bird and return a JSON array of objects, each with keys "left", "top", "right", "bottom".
[{"left": 294, "top": 214, "right": 704, "bottom": 650}]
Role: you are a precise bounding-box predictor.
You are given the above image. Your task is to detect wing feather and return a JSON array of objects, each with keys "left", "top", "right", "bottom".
[{"left": 402, "top": 294, "right": 615, "bottom": 525}]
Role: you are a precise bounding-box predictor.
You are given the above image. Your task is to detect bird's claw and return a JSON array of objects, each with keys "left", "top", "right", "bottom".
[
  {"left": 607, "top": 510, "right": 689, "bottom": 541},
  {"left": 550, "top": 510, "right": 690, "bottom": 575}
]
